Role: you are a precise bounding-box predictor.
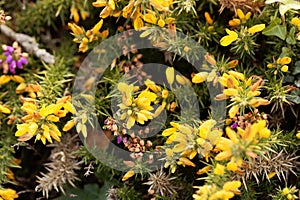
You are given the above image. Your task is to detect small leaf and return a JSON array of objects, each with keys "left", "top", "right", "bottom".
[
  {"left": 292, "top": 61, "right": 300, "bottom": 75},
  {"left": 262, "top": 24, "right": 287, "bottom": 40},
  {"left": 286, "top": 26, "right": 296, "bottom": 44}
]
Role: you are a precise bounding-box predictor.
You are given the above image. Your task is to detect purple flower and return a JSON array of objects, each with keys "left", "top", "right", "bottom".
[
  {"left": 9, "top": 60, "right": 16, "bottom": 74},
  {"left": 17, "top": 57, "right": 28, "bottom": 69},
  {"left": 117, "top": 136, "right": 122, "bottom": 144},
  {"left": 5, "top": 55, "right": 13, "bottom": 63},
  {"left": 231, "top": 122, "right": 238, "bottom": 129},
  {"left": 6, "top": 46, "right": 14, "bottom": 53}
]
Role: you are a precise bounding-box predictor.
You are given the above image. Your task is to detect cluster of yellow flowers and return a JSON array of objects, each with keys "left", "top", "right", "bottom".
[
  {"left": 117, "top": 82, "right": 157, "bottom": 129},
  {"left": 215, "top": 120, "right": 271, "bottom": 167},
  {"left": 15, "top": 96, "right": 75, "bottom": 144},
  {"left": 162, "top": 119, "right": 222, "bottom": 173},
  {"left": 216, "top": 71, "right": 269, "bottom": 118},
  {"left": 193, "top": 181, "right": 241, "bottom": 200},
  {"left": 0, "top": 188, "right": 18, "bottom": 200},
  {"left": 281, "top": 186, "right": 298, "bottom": 200},
  {"left": 68, "top": 20, "right": 109, "bottom": 52},
  {"left": 219, "top": 9, "right": 265, "bottom": 47},
  {"left": 267, "top": 56, "right": 292, "bottom": 73},
  {"left": 93, "top": 0, "right": 175, "bottom": 30},
  {"left": 228, "top": 9, "right": 251, "bottom": 27}
]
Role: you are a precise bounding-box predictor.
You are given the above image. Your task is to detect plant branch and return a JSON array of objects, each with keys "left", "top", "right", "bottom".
[{"left": 0, "top": 24, "right": 55, "bottom": 64}]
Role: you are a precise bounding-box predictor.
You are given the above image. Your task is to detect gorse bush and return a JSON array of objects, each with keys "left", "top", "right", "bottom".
[{"left": 0, "top": 0, "right": 299, "bottom": 199}]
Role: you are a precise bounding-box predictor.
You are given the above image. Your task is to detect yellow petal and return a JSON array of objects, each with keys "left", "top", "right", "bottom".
[
  {"left": 281, "top": 65, "right": 288, "bottom": 72},
  {"left": 229, "top": 19, "right": 240, "bottom": 26},
  {"left": 92, "top": 0, "right": 107, "bottom": 7},
  {"left": 223, "top": 181, "right": 241, "bottom": 191},
  {"left": 237, "top": 9, "right": 245, "bottom": 20},
  {"left": 63, "top": 120, "right": 75, "bottom": 131},
  {"left": 224, "top": 88, "right": 238, "bottom": 96},
  {"left": 248, "top": 24, "right": 265, "bottom": 34},
  {"left": 178, "top": 157, "right": 196, "bottom": 167},
  {"left": 127, "top": 115, "right": 135, "bottom": 129},
  {"left": 63, "top": 101, "right": 76, "bottom": 114},
  {"left": 166, "top": 67, "right": 175, "bottom": 85},
  {"left": 133, "top": 17, "right": 144, "bottom": 30},
  {"left": 143, "top": 13, "right": 157, "bottom": 24},
  {"left": 214, "top": 164, "right": 225, "bottom": 175},
  {"left": 100, "top": 6, "right": 112, "bottom": 18},
  {"left": 204, "top": 12, "right": 213, "bottom": 24},
  {"left": 192, "top": 72, "right": 208, "bottom": 83},
  {"left": 157, "top": 18, "right": 165, "bottom": 27},
  {"left": 0, "top": 75, "right": 11, "bottom": 85},
  {"left": 220, "top": 29, "right": 238, "bottom": 46},
  {"left": 228, "top": 105, "right": 239, "bottom": 118},
  {"left": 92, "top": 19, "right": 103, "bottom": 34},
  {"left": 122, "top": 170, "right": 135, "bottom": 181},
  {"left": 0, "top": 105, "right": 11, "bottom": 114}
]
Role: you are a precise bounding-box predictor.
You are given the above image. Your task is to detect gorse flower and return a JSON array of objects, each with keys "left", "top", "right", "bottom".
[
  {"left": 15, "top": 96, "right": 75, "bottom": 144},
  {"left": 193, "top": 180, "right": 241, "bottom": 200},
  {"left": 220, "top": 29, "right": 238, "bottom": 46},
  {"left": 162, "top": 120, "right": 222, "bottom": 172},
  {"left": 0, "top": 188, "right": 18, "bottom": 200},
  {"left": 216, "top": 71, "right": 269, "bottom": 117},
  {"left": 117, "top": 82, "right": 157, "bottom": 129},
  {"left": 214, "top": 120, "right": 271, "bottom": 168},
  {"left": 228, "top": 9, "right": 251, "bottom": 26},
  {"left": 220, "top": 24, "right": 265, "bottom": 47}
]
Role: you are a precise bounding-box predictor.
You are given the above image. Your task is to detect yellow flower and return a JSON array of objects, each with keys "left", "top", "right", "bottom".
[
  {"left": 259, "top": 127, "right": 271, "bottom": 138},
  {"left": 192, "top": 72, "right": 208, "bottom": 83},
  {"left": 223, "top": 181, "right": 241, "bottom": 192},
  {"left": 291, "top": 17, "right": 300, "bottom": 26},
  {"left": 134, "top": 16, "right": 144, "bottom": 30},
  {"left": 267, "top": 172, "right": 276, "bottom": 179},
  {"left": 0, "top": 188, "right": 18, "bottom": 200},
  {"left": 220, "top": 29, "right": 238, "bottom": 46},
  {"left": 0, "top": 104, "right": 11, "bottom": 114},
  {"left": 228, "top": 71, "right": 244, "bottom": 81},
  {"left": 71, "top": 7, "right": 80, "bottom": 23},
  {"left": 68, "top": 23, "right": 84, "bottom": 35},
  {"left": 0, "top": 75, "right": 11, "bottom": 85},
  {"left": 297, "top": 130, "right": 300, "bottom": 138},
  {"left": 248, "top": 24, "right": 265, "bottom": 34},
  {"left": 282, "top": 187, "right": 289, "bottom": 195},
  {"left": 162, "top": 89, "right": 168, "bottom": 99},
  {"left": 223, "top": 88, "right": 238, "bottom": 96},
  {"left": 92, "top": 0, "right": 107, "bottom": 7},
  {"left": 279, "top": 57, "right": 292, "bottom": 65},
  {"left": 144, "top": 79, "right": 161, "bottom": 93},
  {"left": 197, "top": 166, "right": 212, "bottom": 175},
  {"left": 92, "top": 19, "right": 104, "bottom": 34},
  {"left": 150, "top": 0, "right": 172, "bottom": 12},
  {"left": 177, "top": 157, "right": 196, "bottom": 167},
  {"left": 229, "top": 19, "right": 241, "bottom": 26},
  {"left": 143, "top": 13, "right": 157, "bottom": 24},
  {"left": 122, "top": 170, "right": 135, "bottom": 181},
  {"left": 227, "top": 162, "right": 238, "bottom": 171},
  {"left": 157, "top": 18, "right": 165, "bottom": 27},
  {"left": 237, "top": 9, "right": 251, "bottom": 22},
  {"left": 281, "top": 65, "right": 289, "bottom": 72},
  {"left": 228, "top": 105, "right": 239, "bottom": 118},
  {"left": 63, "top": 120, "right": 75, "bottom": 131},
  {"left": 214, "top": 164, "right": 225, "bottom": 175},
  {"left": 166, "top": 67, "right": 175, "bottom": 85}
]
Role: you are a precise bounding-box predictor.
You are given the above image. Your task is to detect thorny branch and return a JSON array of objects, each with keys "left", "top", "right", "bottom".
[{"left": 0, "top": 24, "right": 55, "bottom": 64}]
